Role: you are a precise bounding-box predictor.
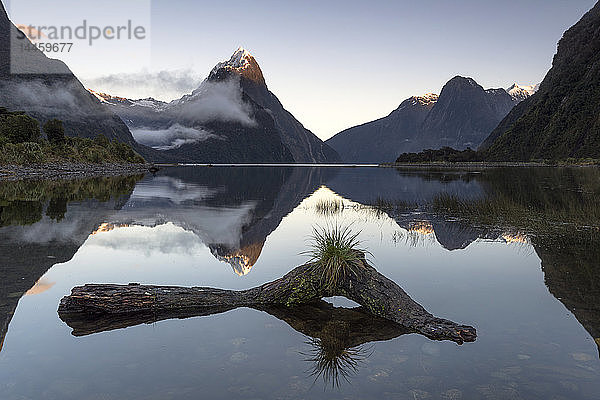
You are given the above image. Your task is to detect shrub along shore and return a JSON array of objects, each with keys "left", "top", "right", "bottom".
[
  {"left": 391, "top": 146, "right": 600, "bottom": 166},
  {"left": 0, "top": 107, "right": 151, "bottom": 179},
  {"left": 0, "top": 107, "right": 146, "bottom": 166}
]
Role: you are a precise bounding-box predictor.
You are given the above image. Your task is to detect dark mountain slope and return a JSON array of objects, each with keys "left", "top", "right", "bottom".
[
  {"left": 326, "top": 95, "right": 437, "bottom": 163},
  {"left": 0, "top": 1, "right": 156, "bottom": 159},
  {"left": 159, "top": 88, "right": 294, "bottom": 163},
  {"left": 418, "top": 77, "right": 515, "bottom": 150},
  {"left": 233, "top": 73, "right": 340, "bottom": 163},
  {"left": 327, "top": 76, "right": 519, "bottom": 163},
  {"left": 482, "top": 1, "right": 600, "bottom": 160}
]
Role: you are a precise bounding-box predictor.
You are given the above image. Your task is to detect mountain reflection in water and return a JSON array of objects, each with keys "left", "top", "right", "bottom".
[{"left": 0, "top": 166, "right": 599, "bottom": 397}]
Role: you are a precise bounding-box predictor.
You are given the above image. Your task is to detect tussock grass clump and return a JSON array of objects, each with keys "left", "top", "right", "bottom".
[
  {"left": 314, "top": 199, "right": 345, "bottom": 216},
  {"left": 303, "top": 225, "right": 369, "bottom": 288}
]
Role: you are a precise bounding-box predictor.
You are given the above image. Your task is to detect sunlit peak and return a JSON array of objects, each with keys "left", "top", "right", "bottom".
[
  {"left": 25, "top": 278, "right": 56, "bottom": 296},
  {"left": 501, "top": 233, "right": 529, "bottom": 244},
  {"left": 91, "top": 222, "right": 130, "bottom": 235},
  {"left": 408, "top": 221, "right": 435, "bottom": 235},
  {"left": 217, "top": 241, "right": 266, "bottom": 276}
]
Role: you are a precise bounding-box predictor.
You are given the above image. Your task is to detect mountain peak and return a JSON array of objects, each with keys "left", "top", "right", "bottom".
[
  {"left": 506, "top": 83, "right": 539, "bottom": 102},
  {"left": 446, "top": 76, "right": 481, "bottom": 88},
  {"left": 228, "top": 47, "right": 252, "bottom": 68},
  {"left": 209, "top": 47, "right": 266, "bottom": 86}
]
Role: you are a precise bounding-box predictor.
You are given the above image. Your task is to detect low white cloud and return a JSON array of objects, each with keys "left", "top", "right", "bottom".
[
  {"left": 0, "top": 80, "right": 79, "bottom": 112},
  {"left": 131, "top": 124, "right": 221, "bottom": 150},
  {"left": 83, "top": 69, "right": 202, "bottom": 102},
  {"left": 177, "top": 78, "right": 256, "bottom": 127}
]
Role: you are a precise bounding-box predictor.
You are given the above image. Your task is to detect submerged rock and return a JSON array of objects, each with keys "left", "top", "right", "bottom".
[
  {"left": 229, "top": 352, "right": 248, "bottom": 363},
  {"left": 571, "top": 353, "right": 593, "bottom": 362},
  {"left": 441, "top": 389, "right": 463, "bottom": 399}
]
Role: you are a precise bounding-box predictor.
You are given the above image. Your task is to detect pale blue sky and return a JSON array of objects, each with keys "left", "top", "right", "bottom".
[{"left": 6, "top": 0, "right": 598, "bottom": 139}]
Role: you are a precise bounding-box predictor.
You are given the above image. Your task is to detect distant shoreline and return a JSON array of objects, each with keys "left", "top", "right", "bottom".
[
  {"left": 1, "top": 161, "right": 597, "bottom": 181},
  {"left": 157, "top": 162, "right": 599, "bottom": 169},
  {"left": 156, "top": 163, "right": 380, "bottom": 168},
  {"left": 0, "top": 163, "right": 153, "bottom": 181},
  {"left": 382, "top": 161, "right": 600, "bottom": 169}
]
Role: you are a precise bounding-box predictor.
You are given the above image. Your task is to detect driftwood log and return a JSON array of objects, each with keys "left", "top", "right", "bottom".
[{"left": 58, "top": 256, "right": 476, "bottom": 344}]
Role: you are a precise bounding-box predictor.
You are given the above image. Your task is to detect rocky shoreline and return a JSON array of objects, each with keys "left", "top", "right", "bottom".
[{"left": 0, "top": 163, "right": 156, "bottom": 181}]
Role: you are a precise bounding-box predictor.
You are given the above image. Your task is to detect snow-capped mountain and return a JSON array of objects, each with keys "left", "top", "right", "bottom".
[
  {"left": 88, "top": 89, "right": 168, "bottom": 110},
  {"left": 506, "top": 83, "right": 539, "bottom": 102},
  {"left": 89, "top": 48, "right": 340, "bottom": 163},
  {"left": 208, "top": 47, "right": 266, "bottom": 86},
  {"left": 207, "top": 47, "right": 339, "bottom": 162}
]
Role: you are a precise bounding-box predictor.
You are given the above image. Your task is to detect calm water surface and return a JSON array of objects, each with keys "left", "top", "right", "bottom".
[{"left": 0, "top": 166, "right": 598, "bottom": 399}]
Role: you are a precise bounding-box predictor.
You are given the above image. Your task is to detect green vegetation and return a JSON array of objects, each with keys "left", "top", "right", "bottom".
[
  {"left": 424, "top": 167, "right": 600, "bottom": 348},
  {"left": 432, "top": 191, "right": 600, "bottom": 235},
  {"left": 0, "top": 136, "right": 145, "bottom": 165},
  {"left": 312, "top": 197, "right": 421, "bottom": 221},
  {"left": 43, "top": 119, "right": 65, "bottom": 145},
  {"left": 393, "top": 145, "right": 600, "bottom": 166},
  {"left": 0, "top": 108, "right": 40, "bottom": 144},
  {"left": 482, "top": 3, "right": 600, "bottom": 161},
  {"left": 0, "top": 108, "right": 144, "bottom": 165},
  {"left": 557, "top": 158, "right": 600, "bottom": 166},
  {"left": 0, "top": 176, "right": 143, "bottom": 227},
  {"left": 303, "top": 225, "right": 369, "bottom": 289},
  {"left": 396, "top": 147, "right": 483, "bottom": 163}
]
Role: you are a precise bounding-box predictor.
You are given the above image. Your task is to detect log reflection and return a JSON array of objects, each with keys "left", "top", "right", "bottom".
[{"left": 60, "top": 300, "right": 418, "bottom": 387}]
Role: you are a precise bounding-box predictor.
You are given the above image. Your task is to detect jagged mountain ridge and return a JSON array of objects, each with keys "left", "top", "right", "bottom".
[
  {"left": 326, "top": 77, "right": 535, "bottom": 163},
  {"left": 91, "top": 48, "right": 340, "bottom": 163},
  {"left": 481, "top": 1, "right": 600, "bottom": 160},
  {"left": 209, "top": 47, "right": 266, "bottom": 86},
  {"left": 89, "top": 90, "right": 168, "bottom": 111}
]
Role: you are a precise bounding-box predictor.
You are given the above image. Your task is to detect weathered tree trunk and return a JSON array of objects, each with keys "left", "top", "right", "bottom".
[{"left": 58, "top": 256, "right": 476, "bottom": 344}]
